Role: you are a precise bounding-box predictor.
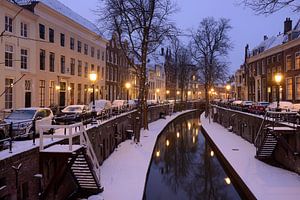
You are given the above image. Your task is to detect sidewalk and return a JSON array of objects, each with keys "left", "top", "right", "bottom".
[
  {"left": 201, "top": 114, "right": 300, "bottom": 200},
  {"left": 88, "top": 110, "right": 194, "bottom": 200}
]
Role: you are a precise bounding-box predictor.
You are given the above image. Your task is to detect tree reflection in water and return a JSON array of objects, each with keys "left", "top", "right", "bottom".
[{"left": 143, "top": 113, "right": 241, "bottom": 200}]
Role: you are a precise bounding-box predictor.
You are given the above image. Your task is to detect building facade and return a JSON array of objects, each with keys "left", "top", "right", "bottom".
[
  {"left": 0, "top": 0, "right": 107, "bottom": 111},
  {"left": 246, "top": 18, "right": 300, "bottom": 103}
]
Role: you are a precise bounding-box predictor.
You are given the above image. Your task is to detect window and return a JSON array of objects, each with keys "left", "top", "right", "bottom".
[
  {"left": 97, "top": 66, "right": 100, "bottom": 78},
  {"left": 102, "top": 52, "right": 105, "bottom": 61},
  {"left": 61, "top": 56, "right": 65, "bottom": 74},
  {"left": 40, "top": 49, "right": 45, "bottom": 70},
  {"left": 49, "top": 28, "right": 54, "bottom": 43},
  {"left": 295, "top": 52, "right": 300, "bottom": 70},
  {"left": 5, "top": 16, "right": 12, "bottom": 32},
  {"left": 97, "top": 49, "right": 100, "bottom": 60},
  {"left": 5, "top": 78, "right": 13, "bottom": 109},
  {"left": 84, "top": 85, "right": 88, "bottom": 104},
  {"left": 267, "top": 57, "right": 271, "bottom": 65},
  {"left": 49, "top": 81, "right": 55, "bottom": 105},
  {"left": 91, "top": 47, "right": 95, "bottom": 57},
  {"left": 49, "top": 52, "right": 55, "bottom": 72},
  {"left": 77, "top": 84, "right": 82, "bottom": 104},
  {"left": 70, "top": 37, "right": 75, "bottom": 50},
  {"left": 77, "top": 41, "right": 82, "bottom": 53},
  {"left": 39, "top": 24, "right": 45, "bottom": 39},
  {"left": 296, "top": 77, "right": 300, "bottom": 100},
  {"left": 277, "top": 54, "right": 281, "bottom": 62},
  {"left": 21, "top": 182, "right": 29, "bottom": 200},
  {"left": 286, "top": 78, "right": 293, "bottom": 100},
  {"left": 286, "top": 55, "right": 292, "bottom": 71},
  {"left": 70, "top": 58, "right": 75, "bottom": 75},
  {"left": 70, "top": 83, "right": 75, "bottom": 104},
  {"left": 21, "top": 49, "right": 28, "bottom": 69},
  {"left": 262, "top": 60, "right": 266, "bottom": 75},
  {"left": 5, "top": 45, "right": 13, "bottom": 67},
  {"left": 20, "top": 22, "right": 28, "bottom": 37},
  {"left": 84, "top": 44, "right": 88, "bottom": 55},
  {"left": 39, "top": 80, "right": 46, "bottom": 107},
  {"left": 60, "top": 33, "right": 65, "bottom": 47},
  {"left": 78, "top": 60, "right": 82, "bottom": 76},
  {"left": 91, "top": 64, "right": 95, "bottom": 71},
  {"left": 84, "top": 63, "right": 88, "bottom": 78},
  {"left": 272, "top": 56, "right": 276, "bottom": 63},
  {"left": 101, "top": 67, "right": 104, "bottom": 80}
]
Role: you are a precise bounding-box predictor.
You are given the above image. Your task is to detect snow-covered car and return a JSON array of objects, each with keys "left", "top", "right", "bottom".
[
  {"left": 290, "top": 103, "right": 300, "bottom": 113},
  {"left": 89, "top": 100, "right": 112, "bottom": 115},
  {"left": 112, "top": 100, "right": 128, "bottom": 111},
  {"left": 249, "top": 102, "right": 269, "bottom": 115},
  {"left": 128, "top": 99, "right": 138, "bottom": 109},
  {"left": 241, "top": 101, "right": 254, "bottom": 112},
  {"left": 4, "top": 107, "right": 54, "bottom": 137},
  {"left": 55, "top": 105, "right": 92, "bottom": 124},
  {"left": 0, "top": 120, "right": 9, "bottom": 140},
  {"left": 147, "top": 100, "right": 158, "bottom": 106},
  {"left": 266, "top": 101, "right": 293, "bottom": 112}
]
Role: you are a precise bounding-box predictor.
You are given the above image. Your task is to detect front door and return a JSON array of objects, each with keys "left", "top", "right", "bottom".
[
  {"left": 25, "top": 92, "right": 31, "bottom": 107},
  {"left": 59, "top": 92, "right": 66, "bottom": 107}
]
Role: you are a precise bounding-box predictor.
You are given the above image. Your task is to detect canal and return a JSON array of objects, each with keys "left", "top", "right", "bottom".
[{"left": 143, "top": 112, "right": 242, "bottom": 200}]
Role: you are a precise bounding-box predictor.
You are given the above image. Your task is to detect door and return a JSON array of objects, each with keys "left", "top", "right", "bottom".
[
  {"left": 25, "top": 92, "right": 31, "bottom": 107},
  {"left": 59, "top": 92, "right": 66, "bottom": 107}
]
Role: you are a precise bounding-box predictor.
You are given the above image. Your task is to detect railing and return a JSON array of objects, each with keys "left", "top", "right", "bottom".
[
  {"left": 80, "top": 126, "right": 101, "bottom": 184},
  {"left": 39, "top": 122, "right": 84, "bottom": 151}
]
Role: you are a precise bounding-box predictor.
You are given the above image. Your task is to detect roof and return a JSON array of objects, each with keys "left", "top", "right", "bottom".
[
  {"left": 251, "top": 19, "right": 300, "bottom": 55},
  {"left": 17, "top": 0, "right": 100, "bottom": 35}
]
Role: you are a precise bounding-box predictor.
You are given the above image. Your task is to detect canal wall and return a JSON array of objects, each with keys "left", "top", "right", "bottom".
[
  {"left": 0, "top": 101, "right": 204, "bottom": 200},
  {"left": 212, "top": 105, "right": 300, "bottom": 174}
]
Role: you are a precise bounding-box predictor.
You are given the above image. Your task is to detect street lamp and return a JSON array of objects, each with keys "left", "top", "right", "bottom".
[
  {"left": 166, "top": 90, "right": 170, "bottom": 100},
  {"left": 89, "top": 71, "right": 97, "bottom": 124},
  {"left": 125, "top": 82, "right": 131, "bottom": 101},
  {"left": 274, "top": 73, "right": 283, "bottom": 111},
  {"left": 226, "top": 84, "right": 231, "bottom": 101}
]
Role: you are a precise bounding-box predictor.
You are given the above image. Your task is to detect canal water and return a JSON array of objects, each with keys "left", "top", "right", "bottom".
[{"left": 143, "top": 112, "right": 242, "bottom": 200}]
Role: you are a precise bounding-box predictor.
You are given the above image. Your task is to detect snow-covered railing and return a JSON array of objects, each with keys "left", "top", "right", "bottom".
[{"left": 39, "top": 122, "right": 84, "bottom": 151}]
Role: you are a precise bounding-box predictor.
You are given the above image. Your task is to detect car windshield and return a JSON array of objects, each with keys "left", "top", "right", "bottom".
[
  {"left": 6, "top": 110, "right": 35, "bottom": 120},
  {"left": 63, "top": 106, "right": 83, "bottom": 112}
]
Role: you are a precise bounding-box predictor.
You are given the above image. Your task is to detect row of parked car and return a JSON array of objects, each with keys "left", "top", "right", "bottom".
[
  {"left": 214, "top": 99, "right": 300, "bottom": 115},
  {"left": 0, "top": 98, "right": 173, "bottom": 141}
]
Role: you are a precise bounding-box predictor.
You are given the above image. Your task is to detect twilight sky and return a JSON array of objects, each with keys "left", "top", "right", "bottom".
[{"left": 59, "top": 0, "right": 298, "bottom": 74}]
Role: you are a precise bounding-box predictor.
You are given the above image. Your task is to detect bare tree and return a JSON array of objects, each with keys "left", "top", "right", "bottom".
[
  {"left": 240, "top": 0, "right": 300, "bottom": 14},
  {"left": 190, "top": 17, "right": 232, "bottom": 115},
  {"left": 96, "top": 0, "right": 176, "bottom": 134}
]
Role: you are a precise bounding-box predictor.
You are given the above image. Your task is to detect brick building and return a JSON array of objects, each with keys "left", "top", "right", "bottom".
[{"left": 246, "top": 18, "right": 300, "bottom": 103}]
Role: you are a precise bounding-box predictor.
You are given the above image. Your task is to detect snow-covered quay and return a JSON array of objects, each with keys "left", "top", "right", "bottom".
[
  {"left": 201, "top": 114, "right": 300, "bottom": 200},
  {"left": 88, "top": 110, "right": 194, "bottom": 200}
]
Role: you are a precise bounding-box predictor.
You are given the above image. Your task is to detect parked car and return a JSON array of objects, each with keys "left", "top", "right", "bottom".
[
  {"left": 89, "top": 100, "right": 112, "bottom": 115},
  {"left": 290, "top": 103, "right": 300, "bottom": 113},
  {"left": 55, "top": 105, "right": 92, "bottom": 124},
  {"left": 112, "top": 100, "right": 128, "bottom": 112},
  {"left": 266, "top": 101, "right": 293, "bottom": 112},
  {"left": 147, "top": 100, "right": 158, "bottom": 106},
  {"left": 231, "top": 100, "right": 243, "bottom": 110},
  {"left": 128, "top": 99, "right": 138, "bottom": 109},
  {"left": 249, "top": 102, "right": 269, "bottom": 115},
  {"left": 4, "top": 107, "right": 54, "bottom": 137}
]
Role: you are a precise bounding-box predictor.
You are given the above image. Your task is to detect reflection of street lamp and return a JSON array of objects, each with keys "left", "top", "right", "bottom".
[
  {"left": 274, "top": 73, "right": 282, "bottom": 111},
  {"left": 125, "top": 82, "right": 131, "bottom": 101},
  {"left": 226, "top": 84, "right": 231, "bottom": 101},
  {"left": 89, "top": 71, "right": 97, "bottom": 124}
]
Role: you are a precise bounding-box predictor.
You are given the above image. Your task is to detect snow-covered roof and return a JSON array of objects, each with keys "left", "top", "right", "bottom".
[
  {"left": 251, "top": 19, "right": 300, "bottom": 56},
  {"left": 17, "top": 0, "right": 100, "bottom": 34}
]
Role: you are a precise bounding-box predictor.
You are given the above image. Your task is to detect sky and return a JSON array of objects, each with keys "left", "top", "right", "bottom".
[{"left": 59, "top": 0, "right": 299, "bottom": 74}]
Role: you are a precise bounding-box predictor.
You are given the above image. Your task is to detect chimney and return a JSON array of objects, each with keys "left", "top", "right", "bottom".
[
  {"left": 161, "top": 48, "right": 164, "bottom": 56},
  {"left": 284, "top": 18, "right": 292, "bottom": 34},
  {"left": 264, "top": 35, "right": 268, "bottom": 40}
]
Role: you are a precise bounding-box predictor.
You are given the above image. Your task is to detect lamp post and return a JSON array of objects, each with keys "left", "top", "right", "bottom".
[
  {"left": 125, "top": 82, "right": 131, "bottom": 101},
  {"left": 89, "top": 71, "right": 97, "bottom": 124},
  {"left": 274, "top": 73, "right": 283, "bottom": 111},
  {"left": 226, "top": 84, "right": 231, "bottom": 101}
]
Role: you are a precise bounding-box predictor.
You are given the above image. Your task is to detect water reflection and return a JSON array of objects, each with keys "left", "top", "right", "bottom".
[{"left": 143, "top": 113, "right": 241, "bottom": 200}]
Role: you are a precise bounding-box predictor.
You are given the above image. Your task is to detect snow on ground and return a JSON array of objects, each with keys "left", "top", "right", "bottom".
[
  {"left": 88, "top": 110, "right": 194, "bottom": 200},
  {"left": 201, "top": 114, "right": 300, "bottom": 200}
]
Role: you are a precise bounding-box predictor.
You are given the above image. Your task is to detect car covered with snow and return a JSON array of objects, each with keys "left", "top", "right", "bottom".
[
  {"left": 89, "top": 100, "right": 112, "bottom": 115},
  {"left": 112, "top": 100, "right": 128, "bottom": 111},
  {"left": 4, "top": 107, "right": 54, "bottom": 137},
  {"left": 55, "top": 105, "right": 92, "bottom": 124},
  {"left": 266, "top": 101, "right": 293, "bottom": 112}
]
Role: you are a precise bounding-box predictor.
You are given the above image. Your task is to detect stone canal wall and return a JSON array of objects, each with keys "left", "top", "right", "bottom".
[
  {"left": 0, "top": 102, "right": 204, "bottom": 200},
  {"left": 212, "top": 106, "right": 300, "bottom": 174}
]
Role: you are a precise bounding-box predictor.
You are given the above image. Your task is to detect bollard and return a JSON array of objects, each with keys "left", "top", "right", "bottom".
[
  {"left": 32, "top": 119, "right": 36, "bottom": 145},
  {"left": 9, "top": 122, "right": 13, "bottom": 153}
]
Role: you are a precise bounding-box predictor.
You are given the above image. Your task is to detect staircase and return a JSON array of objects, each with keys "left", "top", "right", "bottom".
[
  {"left": 70, "top": 150, "right": 102, "bottom": 194},
  {"left": 256, "top": 128, "right": 278, "bottom": 159}
]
